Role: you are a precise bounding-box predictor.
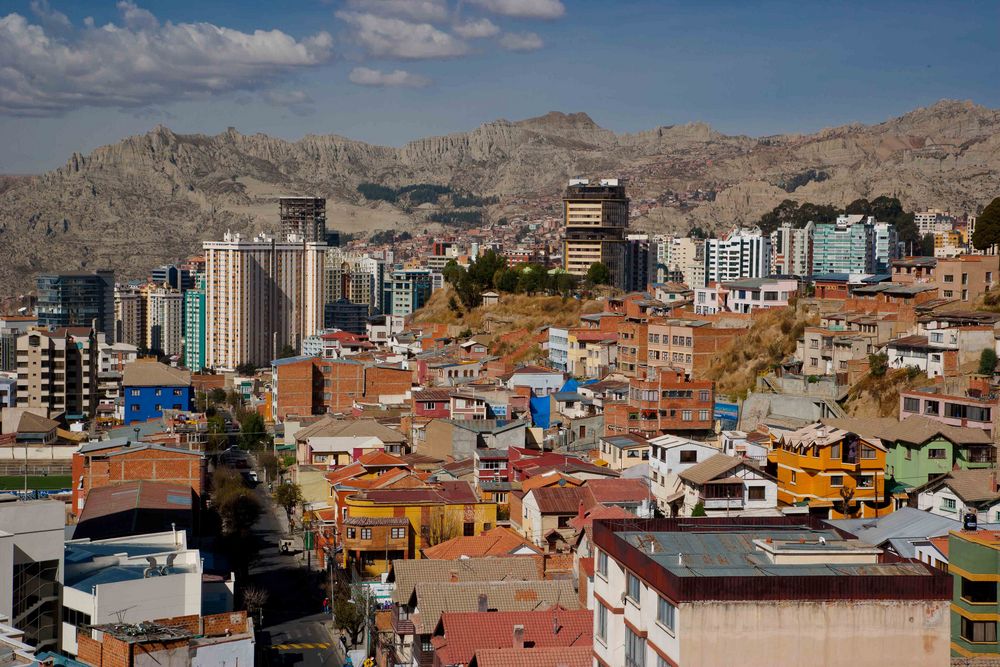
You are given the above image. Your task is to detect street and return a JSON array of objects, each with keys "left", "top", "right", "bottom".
[{"left": 249, "top": 484, "right": 345, "bottom": 666}]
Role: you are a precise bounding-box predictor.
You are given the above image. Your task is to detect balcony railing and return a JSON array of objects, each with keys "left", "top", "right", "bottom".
[{"left": 701, "top": 496, "right": 744, "bottom": 510}]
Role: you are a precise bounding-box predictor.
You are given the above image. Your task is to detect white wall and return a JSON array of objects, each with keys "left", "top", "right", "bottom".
[{"left": 191, "top": 636, "right": 256, "bottom": 667}]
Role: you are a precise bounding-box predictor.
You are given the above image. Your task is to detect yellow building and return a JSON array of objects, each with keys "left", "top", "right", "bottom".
[
  {"left": 339, "top": 481, "right": 498, "bottom": 577},
  {"left": 562, "top": 179, "right": 629, "bottom": 288},
  {"left": 769, "top": 422, "right": 891, "bottom": 519}
]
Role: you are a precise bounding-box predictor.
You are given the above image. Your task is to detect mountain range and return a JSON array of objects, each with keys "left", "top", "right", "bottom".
[{"left": 1, "top": 99, "right": 999, "bottom": 297}]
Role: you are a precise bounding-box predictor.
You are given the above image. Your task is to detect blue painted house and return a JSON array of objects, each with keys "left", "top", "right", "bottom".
[{"left": 122, "top": 361, "right": 192, "bottom": 425}]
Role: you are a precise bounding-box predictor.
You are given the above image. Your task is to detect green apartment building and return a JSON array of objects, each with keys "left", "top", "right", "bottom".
[
  {"left": 183, "top": 274, "right": 206, "bottom": 371},
  {"left": 950, "top": 530, "right": 1000, "bottom": 657}
]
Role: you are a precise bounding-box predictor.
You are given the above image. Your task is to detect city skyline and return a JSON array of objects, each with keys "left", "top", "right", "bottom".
[{"left": 1, "top": 0, "right": 999, "bottom": 172}]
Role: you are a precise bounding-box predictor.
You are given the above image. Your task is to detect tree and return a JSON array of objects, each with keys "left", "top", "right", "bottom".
[
  {"left": 868, "top": 352, "right": 889, "bottom": 378},
  {"left": 973, "top": 197, "right": 1000, "bottom": 254},
  {"left": 239, "top": 410, "right": 267, "bottom": 451},
  {"left": 494, "top": 268, "right": 519, "bottom": 293},
  {"left": 468, "top": 249, "right": 506, "bottom": 289},
  {"left": 206, "top": 414, "right": 228, "bottom": 451},
  {"left": 235, "top": 362, "right": 256, "bottom": 376},
  {"left": 333, "top": 586, "right": 374, "bottom": 648},
  {"left": 979, "top": 348, "right": 998, "bottom": 376},
  {"left": 919, "top": 233, "right": 936, "bottom": 257},
  {"left": 209, "top": 387, "right": 227, "bottom": 404},
  {"left": 258, "top": 451, "right": 279, "bottom": 483},
  {"left": 274, "top": 482, "right": 304, "bottom": 525},
  {"left": 690, "top": 502, "right": 707, "bottom": 517},
  {"left": 586, "top": 262, "right": 611, "bottom": 286},
  {"left": 426, "top": 510, "right": 461, "bottom": 546},
  {"left": 242, "top": 586, "right": 269, "bottom": 627},
  {"left": 516, "top": 264, "right": 546, "bottom": 294},
  {"left": 277, "top": 344, "right": 297, "bottom": 359},
  {"left": 213, "top": 467, "right": 262, "bottom": 535}
]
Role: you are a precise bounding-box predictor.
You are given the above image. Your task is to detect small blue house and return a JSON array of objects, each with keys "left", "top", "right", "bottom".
[{"left": 122, "top": 361, "right": 193, "bottom": 425}]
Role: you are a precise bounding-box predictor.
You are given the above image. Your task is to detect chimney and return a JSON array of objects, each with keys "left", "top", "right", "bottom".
[
  {"left": 512, "top": 624, "right": 525, "bottom": 650},
  {"left": 477, "top": 593, "right": 488, "bottom": 613}
]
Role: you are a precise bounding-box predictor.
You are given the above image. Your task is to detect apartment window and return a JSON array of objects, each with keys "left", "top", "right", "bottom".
[
  {"left": 130, "top": 389, "right": 140, "bottom": 397},
  {"left": 63, "top": 606, "right": 92, "bottom": 628},
  {"left": 596, "top": 549, "right": 608, "bottom": 578},
  {"left": 944, "top": 290, "right": 954, "bottom": 298},
  {"left": 625, "top": 627, "right": 647, "bottom": 667},
  {"left": 830, "top": 443, "right": 841, "bottom": 459},
  {"left": 860, "top": 446, "right": 876, "bottom": 460},
  {"left": 941, "top": 497, "right": 957, "bottom": 512},
  {"left": 657, "top": 596, "right": 676, "bottom": 632},
  {"left": 626, "top": 571, "right": 641, "bottom": 604},
  {"left": 944, "top": 274, "right": 954, "bottom": 283},
  {"left": 699, "top": 410, "right": 709, "bottom": 421},
  {"left": 130, "top": 404, "right": 140, "bottom": 412},
  {"left": 928, "top": 448, "right": 946, "bottom": 460},
  {"left": 857, "top": 475, "right": 874, "bottom": 489},
  {"left": 596, "top": 602, "right": 608, "bottom": 642},
  {"left": 809, "top": 339, "right": 819, "bottom": 349},
  {"left": 903, "top": 397, "right": 920, "bottom": 413},
  {"left": 390, "top": 527, "right": 406, "bottom": 539},
  {"left": 829, "top": 475, "right": 843, "bottom": 487},
  {"left": 360, "top": 528, "right": 372, "bottom": 540},
  {"left": 154, "top": 404, "right": 161, "bottom": 411},
  {"left": 962, "top": 578, "right": 999, "bottom": 604},
  {"left": 173, "top": 388, "right": 183, "bottom": 396},
  {"left": 791, "top": 471, "right": 797, "bottom": 485},
  {"left": 682, "top": 410, "right": 692, "bottom": 421},
  {"left": 748, "top": 486, "right": 766, "bottom": 501},
  {"left": 961, "top": 618, "right": 997, "bottom": 644},
  {"left": 346, "top": 528, "right": 356, "bottom": 539},
  {"left": 924, "top": 400, "right": 940, "bottom": 415}
]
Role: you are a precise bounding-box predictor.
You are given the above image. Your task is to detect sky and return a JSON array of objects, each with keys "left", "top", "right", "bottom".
[{"left": 1, "top": 0, "right": 999, "bottom": 173}]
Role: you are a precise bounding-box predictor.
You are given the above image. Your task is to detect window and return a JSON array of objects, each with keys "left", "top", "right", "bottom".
[
  {"left": 830, "top": 443, "right": 841, "bottom": 459},
  {"left": 63, "top": 606, "right": 92, "bottom": 628},
  {"left": 962, "top": 578, "right": 998, "bottom": 604},
  {"left": 699, "top": 390, "right": 710, "bottom": 402},
  {"left": 961, "top": 618, "right": 997, "bottom": 643},
  {"left": 391, "top": 527, "right": 406, "bottom": 539},
  {"left": 941, "top": 497, "right": 957, "bottom": 512},
  {"left": 596, "top": 603, "right": 608, "bottom": 642},
  {"left": 903, "top": 397, "right": 920, "bottom": 413},
  {"left": 625, "top": 627, "right": 646, "bottom": 667},
  {"left": 924, "top": 400, "right": 940, "bottom": 415},
  {"left": 154, "top": 404, "right": 161, "bottom": 412},
  {"left": 944, "top": 274, "right": 954, "bottom": 283},
  {"left": 790, "top": 471, "right": 797, "bottom": 485},
  {"left": 346, "top": 528, "right": 356, "bottom": 539},
  {"left": 626, "top": 571, "right": 641, "bottom": 604},
  {"left": 130, "top": 404, "right": 140, "bottom": 412},
  {"left": 857, "top": 475, "right": 874, "bottom": 489},
  {"left": 464, "top": 522, "right": 475, "bottom": 536},
  {"left": 657, "top": 595, "right": 676, "bottom": 632},
  {"left": 860, "top": 446, "right": 876, "bottom": 460},
  {"left": 682, "top": 410, "right": 692, "bottom": 421},
  {"left": 360, "top": 528, "right": 372, "bottom": 540},
  {"left": 748, "top": 486, "right": 766, "bottom": 501},
  {"left": 679, "top": 450, "right": 697, "bottom": 464},
  {"left": 829, "top": 475, "right": 843, "bottom": 487},
  {"left": 699, "top": 410, "right": 709, "bottom": 421},
  {"left": 173, "top": 389, "right": 183, "bottom": 396},
  {"left": 928, "top": 448, "right": 946, "bottom": 460},
  {"left": 596, "top": 549, "right": 608, "bottom": 578}
]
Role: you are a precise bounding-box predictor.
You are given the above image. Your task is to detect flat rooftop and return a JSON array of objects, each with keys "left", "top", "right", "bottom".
[{"left": 618, "top": 528, "right": 930, "bottom": 578}]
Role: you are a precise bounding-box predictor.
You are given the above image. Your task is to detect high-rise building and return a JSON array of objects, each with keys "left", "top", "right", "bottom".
[
  {"left": 704, "top": 227, "right": 771, "bottom": 284},
  {"left": 0, "top": 315, "right": 37, "bottom": 372},
  {"left": 114, "top": 286, "right": 146, "bottom": 348},
  {"left": 812, "top": 215, "right": 876, "bottom": 274},
  {"left": 562, "top": 178, "right": 629, "bottom": 288},
  {"left": 915, "top": 209, "right": 954, "bottom": 236},
  {"left": 35, "top": 270, "right": 114, "bottom": 338},
  {"left": 16, "top": 327, "right": 100, "bottom": 418},
  {"left": 324, "top": 298, "right": 370, "bottom": 334},
  {"left": 144, "top": 286, "right": 183, "bottom": 357},
  {"left": 624, "top": 234, "right": 656, "bottom": 292},
  {"left": 183, "top": 274, "right": 207, "bottom": 371},
  {"left": 872, "top": 221, "right": 899, "bottom": 273},
  {"left": 150, "top": 263, "right": 194, "bottom": 291},
  {"left": 769, "top": 221, "right": 814, "bottom": 276},
  {"left": 655, "top": 236, "right": 700, "bottom": 284},
  {"left": 280, "top": 196, "right": 327, "bottom": 243},
  {"left": 383, "top": 268, "right": 435, "bottom": 316},
  {"left": 204, "top": 232, "right": 326, "bottom": 370}
]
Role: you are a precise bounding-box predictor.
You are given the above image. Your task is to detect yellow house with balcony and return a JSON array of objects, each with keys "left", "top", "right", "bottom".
[{"left": 769, "top": 421, "right": 891, "bottom": 519}]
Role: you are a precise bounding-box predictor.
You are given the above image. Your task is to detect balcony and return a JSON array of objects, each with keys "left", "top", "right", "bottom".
[
  {"left": 701, "top": 496, "right": 744, "bottom": 511},
  {"left": 391, "top": 605, "right": 416, "bottom": 635}
]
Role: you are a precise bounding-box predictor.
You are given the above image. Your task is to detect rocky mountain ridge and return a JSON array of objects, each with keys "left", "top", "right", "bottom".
[{"left": 1, "top": 99, "right": 999, "bottom": 295}]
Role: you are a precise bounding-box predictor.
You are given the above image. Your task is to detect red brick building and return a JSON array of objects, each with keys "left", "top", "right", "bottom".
[
  {"left": 272, "top": 357, "right": 413, "bottom": 420},
  {"left": 71, "top": 440, "right": 205, "bottom": 515},
  {"left": 604, "top": 365, "right": 715, "bottom": 438}
]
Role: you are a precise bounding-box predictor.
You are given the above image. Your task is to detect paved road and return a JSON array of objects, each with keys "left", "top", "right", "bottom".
[{"left": 250, "top": 485, "right": 345, "bottom": 667}]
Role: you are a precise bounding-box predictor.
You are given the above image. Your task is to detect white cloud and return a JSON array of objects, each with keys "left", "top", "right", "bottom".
[
  {"left": 499, "top": 31, "right": 543, "bottom": 51},
  {"left": 343, "top": 0, "right": 449, "bottom": 23},
  {"left": 349, "top": 67, "right": 430, "bottom": 87},
  {"left": 469, "top": 0, "right": 565, "bottom": 19},
  {"left": 29, "top": 0, "right": 70, "bottom": 31},
  {"left": 453, "top": 18, "right": 499, "bottom": 39},
  {"left": 337, "top": 11, "right": 467, "bottom": 59},
  {"left": 0, "top": 4, "right": 333, "bottom": 117}
]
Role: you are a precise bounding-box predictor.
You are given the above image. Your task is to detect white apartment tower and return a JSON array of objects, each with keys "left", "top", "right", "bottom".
[
  {"left": 144, "top": 287, "right": 183, "bottom": 357},
  {"left": 769, "top": 221, "right": 814, "bottom": 276},
  {"left": 704, "top": 227, "right": 772, "bottom": 284},
  {"left": 204, "top": 232, "right": 325, "bottom": 370}
]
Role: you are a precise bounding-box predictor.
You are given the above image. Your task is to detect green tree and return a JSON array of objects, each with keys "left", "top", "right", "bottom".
[
  {"left": 257, "top": 451, "right": 279, "bottom": 483},
  {"left": 239, "top": 410, "right": 267, "bottom": 451},
  {"left": 919, "top": 233, "right": 936, "bottom": 257},
  {"left": 494, "top": 268, "right": 519, "bottom": 293},
  {"left": 206, "top": 414, "right": 228, "bottom": 451},
  {"left": 586, "top": 262, "right": 611, "bottom": 286},
  {"left": 236, "top": 362, "right": 256, "bottom": 376},
  {"left": 972, "top": 197, "right": 1000, "bottom": 254},
  {"left": 979, "top": 348, "right": 998, "bottom": 376},
  {"left": 468, "top": 249, "right": 506, "bottom": 289},
  {"left": 868, "top": 352, "right": 889, "bottom": 378},
  {"left": 274, "top": 482, "right": 304, "bottom": 525},
  {"left": 213, "top": 467, "right": 262, "bottom": 535},
  {"left": 690, "top": 502, "right": 707, "bottom": 517},
  {"left": 516, "top": 264, "right": 547, "bottom": 294},
  {"left": 209, "top": 387, "right": 227, "bottom": 404},
  {"left": 277, "top": 344, "right": 297, "bottom": 359},
  {"left": 333, "top": 585, "right": 374, "bottom": 647}
]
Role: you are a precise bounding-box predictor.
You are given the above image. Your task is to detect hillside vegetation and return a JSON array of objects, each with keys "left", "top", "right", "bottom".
[
  {"left": 706, "top": 305, "right": 819, "bottom": 400},
  {"left": 412, "top": 285, "right": 602, "bottom": 335},
  {"left": 842, "top": 367, "right": 935, "bottom": 418}
]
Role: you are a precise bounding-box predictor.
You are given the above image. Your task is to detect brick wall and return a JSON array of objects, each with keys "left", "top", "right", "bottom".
[
  {"left": 77, "top": 632, "right": 103, "bottom": 667},
  {"left": 77, "top": 446, "right": 205, "bottom": 514},
  {"left": 364, "top": 366, "right": 412, "bottom": 401},
  {"left": 203, "top": 610, "right": 248, "bottom": 637}
]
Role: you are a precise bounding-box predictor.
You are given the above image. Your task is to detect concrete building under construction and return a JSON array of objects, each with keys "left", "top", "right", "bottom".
[{"left": 280, "top": 196, "right": 327, "bottom": 243}]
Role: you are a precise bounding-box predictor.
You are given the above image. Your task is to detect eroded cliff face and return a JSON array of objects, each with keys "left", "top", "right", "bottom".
[{"left": 2, "top": 100, "right": 999, "bottom": 293}]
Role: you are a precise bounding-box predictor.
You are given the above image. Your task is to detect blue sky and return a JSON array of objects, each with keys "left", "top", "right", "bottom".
[{"left": 1, "top": 0, "right": 998, "bottom": 173}]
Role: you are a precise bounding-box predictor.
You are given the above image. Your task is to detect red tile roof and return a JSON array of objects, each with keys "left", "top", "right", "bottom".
[
  {"left": 423, "top": 527, "right": 541, "bottom": 559},
  {"left": 568, "top": 504, "right": 635, "bottom": 532},
  {"left": 584, "top": 478, "right": 652, "bottom": 504},
  {"left": 473, "top": 646, "right": 593, "bottom": 667},
  {"left": 432, "top": 609, "right": 592, "bottom": 667},
  {"left": 529, "top": 486, "right": 595, "bottom": 515}
]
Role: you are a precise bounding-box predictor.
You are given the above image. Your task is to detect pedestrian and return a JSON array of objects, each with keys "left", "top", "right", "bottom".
[{"left": 323, "top": 596, "right": 330, "bottom": 613}]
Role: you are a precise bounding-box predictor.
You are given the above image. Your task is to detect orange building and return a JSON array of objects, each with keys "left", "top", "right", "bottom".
[
  {"left": 604, "top": 366, "right": 714, "bottom": 438},
  {"left": 769, "top": 422, "right": 891, "bottom": 519}
]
